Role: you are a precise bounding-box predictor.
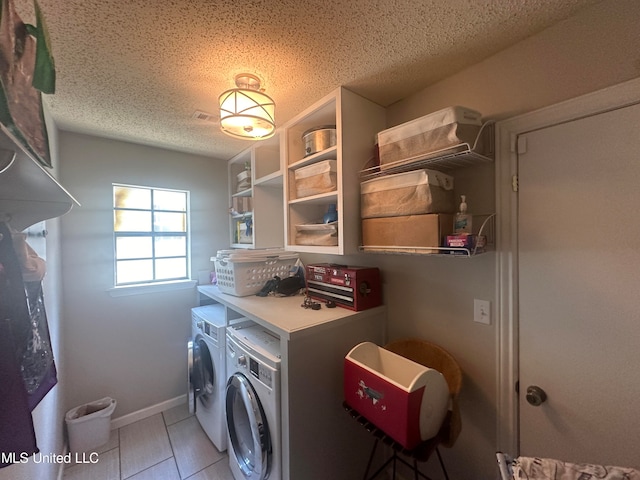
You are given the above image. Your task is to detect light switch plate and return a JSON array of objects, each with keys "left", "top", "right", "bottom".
[{"left": 474, "top": 299, "right": 491, "bottom": 325}]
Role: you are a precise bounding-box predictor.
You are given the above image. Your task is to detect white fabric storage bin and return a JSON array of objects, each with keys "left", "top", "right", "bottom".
[
  {"left": 295, "top": 221, "right": 338, "bottom": 246},
  {"left": 236, "top": 169, "right": 250, "bottom": 183},
  {"left": 378, "top": 106, "right": 482, "bottom": 169},
  {"left": 361, "top": 169, "right": 454, "bottom": 218},
  {"left": 294, "top": 159, "right": 337, "bottom": 198},
  {"left": 65, "top": 397, "right": 117, "bottom": 453}
]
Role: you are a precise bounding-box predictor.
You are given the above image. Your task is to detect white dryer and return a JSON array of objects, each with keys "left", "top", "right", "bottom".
[
  {"left": 188, "top": 304, "right": 227, "bottom": 451},
  {"left": 226, "top": 322, "right": 281, "bottom": 480}
]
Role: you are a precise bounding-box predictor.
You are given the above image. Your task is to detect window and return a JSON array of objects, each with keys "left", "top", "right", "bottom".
[{"left": 113, "top": 184, "right": 189, "bottom": 286}]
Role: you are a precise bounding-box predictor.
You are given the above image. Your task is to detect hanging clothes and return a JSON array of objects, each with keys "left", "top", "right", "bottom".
[
  {"left": 22, "top": 280, "right": 57, "bottom": 411},
  {"left": 0, "top": 222, "right": 39, "bottom": 467},
  {"left": 0, "top": 223, "right": 57, "bottom": 467},
  {"left": 5, "top": 233, "right": 57, "bottom": 410},
  {"left": 11, "top": 231, "right": 57, "bottom": 410}
]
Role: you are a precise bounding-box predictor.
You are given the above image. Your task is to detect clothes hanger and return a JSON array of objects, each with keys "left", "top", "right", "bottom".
[{"left": 0, "top": 149, "right": 16, "bottom": 174}]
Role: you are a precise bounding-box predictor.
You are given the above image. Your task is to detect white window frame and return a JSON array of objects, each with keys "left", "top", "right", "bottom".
[{"left": 109, "top": 183, "right": 195, "bottom": 296}]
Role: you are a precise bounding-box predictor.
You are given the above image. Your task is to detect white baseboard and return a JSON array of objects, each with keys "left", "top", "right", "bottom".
[{"left": 110, "top": 394, "right": 187, "bottom": 430}]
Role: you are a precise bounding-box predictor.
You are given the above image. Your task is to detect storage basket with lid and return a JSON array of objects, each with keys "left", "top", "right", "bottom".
[
  {"left": 377, "top": 106, "right": 483, "bottom": 170},
  {"left": 236, "top": 169, "right": 251, "bottom": 192},
  {"left": 361, "top": 169, "right": 454, "bottom": 219},
  {"left": 293, "top": 159, "right": 337, "bottom": 199},
  {"left": 295, "top": 221, "right": 338, "bottom": 246}
]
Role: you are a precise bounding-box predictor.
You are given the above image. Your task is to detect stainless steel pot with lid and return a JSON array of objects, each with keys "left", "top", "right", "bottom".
[{"left": 302, "top": 125, "right": 336, "bottom": 157}]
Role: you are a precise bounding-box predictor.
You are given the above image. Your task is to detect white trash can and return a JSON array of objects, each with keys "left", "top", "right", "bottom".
[{"left": 65, "top": 397, "right": 117, "bottom": 453}]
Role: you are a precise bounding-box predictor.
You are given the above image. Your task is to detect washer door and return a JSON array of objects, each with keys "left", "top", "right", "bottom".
[
  {"left": 226, "top": 373, "right": 271, "bottom": 480},
  {"left": 187, "top": 337, "right": 215, "bottom": 415}
]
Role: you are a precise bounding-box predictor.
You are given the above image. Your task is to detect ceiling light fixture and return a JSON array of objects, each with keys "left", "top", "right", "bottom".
[{"left": 219, "top": 74, "right": 275, "bottom": 140}]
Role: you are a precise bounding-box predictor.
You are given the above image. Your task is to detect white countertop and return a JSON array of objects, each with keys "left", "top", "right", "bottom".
[{"left": 197, "top": 284, "right": 385, "bottom": 340}]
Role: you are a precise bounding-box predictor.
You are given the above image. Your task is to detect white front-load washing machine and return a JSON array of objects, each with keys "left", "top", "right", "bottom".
[
  {"left": 188, "top": 304, "right": 227, "bottom": 451},
  {"left": 226, "top": 321, "right": 281, "bottom": 480}
]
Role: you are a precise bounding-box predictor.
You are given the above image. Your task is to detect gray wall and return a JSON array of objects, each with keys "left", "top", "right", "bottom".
[
  {"left": 305, "top": 0, "right": 640, "bottom": 478},
  {"left": 57, "top": 132, "right": 228, "bottom": 419}
]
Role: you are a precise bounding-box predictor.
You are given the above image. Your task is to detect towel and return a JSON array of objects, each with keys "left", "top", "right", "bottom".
[
  {"left": 11, "top": 232, "right": 46, "bottom": 282},
  {"left": 513, "top": 456, "right": 640, "bottom": 480}
]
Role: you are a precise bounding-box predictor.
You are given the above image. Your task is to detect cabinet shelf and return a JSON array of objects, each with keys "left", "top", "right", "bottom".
[
  {"left": 254, "top": 171, "right": 283, "bottom": 187},
  {"left": 229, "top": 243, "right": 253, "bottom": 250},
  {"left": 359, "top": 245, "right": 487, "bottom": 257},
  {"left": 227, "top": 132, "right": 284, "bottom": 249},
  {"left": 360, "top": 213, "right": 496, "bottom": 257},
  {"left": 253, "top": 137, "right": 282, "bottom": 185},
  {"left": 232, "top": 187, "right": 252, "bottom": 198},
  {"left": 283, "top": 87, "right": 386, "bottom": 255},
  {"left": 288, "top": 191, "right": 337, "bottom": 206},
  {"left": 0, "top": 124, "right": 78, "bottom": 231},
  {"left": 288, "top": 145, "right": 338, "bottom": 170},
  {"left": 360, "top": 121, "right": 495, "bottom": 180},
  {"left": 358, "top": 119, "right": 495, "bottom": 257},
  {"left": 231, "top": 211, "right": 253, "bottom": 219}
]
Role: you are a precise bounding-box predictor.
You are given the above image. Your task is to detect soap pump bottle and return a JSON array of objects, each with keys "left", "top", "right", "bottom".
[{"left": 454, "top": 195, "right": 472, "bottom": 234}]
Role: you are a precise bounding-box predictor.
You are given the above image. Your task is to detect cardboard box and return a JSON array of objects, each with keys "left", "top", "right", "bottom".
[{"left": 362, "top": 214, "right": 453, "bottom": 250}]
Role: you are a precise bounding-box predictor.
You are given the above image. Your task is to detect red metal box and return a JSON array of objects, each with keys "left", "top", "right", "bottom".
[{"left": 305, "top": 263, "right": 382, "bottom": 311}]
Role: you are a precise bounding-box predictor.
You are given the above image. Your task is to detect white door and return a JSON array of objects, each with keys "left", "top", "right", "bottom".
[{"left": 517, "top": 102, "right": 640, "bottom": 466}]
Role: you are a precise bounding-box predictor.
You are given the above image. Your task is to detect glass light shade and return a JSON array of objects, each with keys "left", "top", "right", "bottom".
[{"left": 219, "top": 88, "right": 275, "bottom": 140}]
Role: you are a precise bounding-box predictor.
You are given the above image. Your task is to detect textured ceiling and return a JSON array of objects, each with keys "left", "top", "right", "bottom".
[{"left": 14, "top": 0, "right": 601, "bottom": 161}]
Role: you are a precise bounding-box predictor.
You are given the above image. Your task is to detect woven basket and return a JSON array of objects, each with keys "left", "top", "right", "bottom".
[{"left": 384, "top": 338, "right": 462, "bottom": 449}]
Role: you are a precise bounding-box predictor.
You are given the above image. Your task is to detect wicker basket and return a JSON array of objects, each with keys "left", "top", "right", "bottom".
[{"left": 384, "top": 338, "right": 462, "bottom": 448}]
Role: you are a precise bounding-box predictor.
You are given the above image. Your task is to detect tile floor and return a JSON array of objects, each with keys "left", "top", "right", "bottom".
[{"left": 63, "top": 403, "right": 234, "bottom": 480}]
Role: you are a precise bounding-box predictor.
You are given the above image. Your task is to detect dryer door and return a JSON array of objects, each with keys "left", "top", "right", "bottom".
[
  {"left": 187, "top": 340, "right": 199, "bottom": 414},
  {"left": 226, "top": 373, "right": 271, "bottom": 480},
  {"left": 188, "top": 337, "right": 215, "bottom": 415}
]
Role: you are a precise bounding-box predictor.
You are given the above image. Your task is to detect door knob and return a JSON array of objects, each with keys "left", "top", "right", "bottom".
[{"left": 526, "top": 385, "right": 547, "bottom": 406}]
